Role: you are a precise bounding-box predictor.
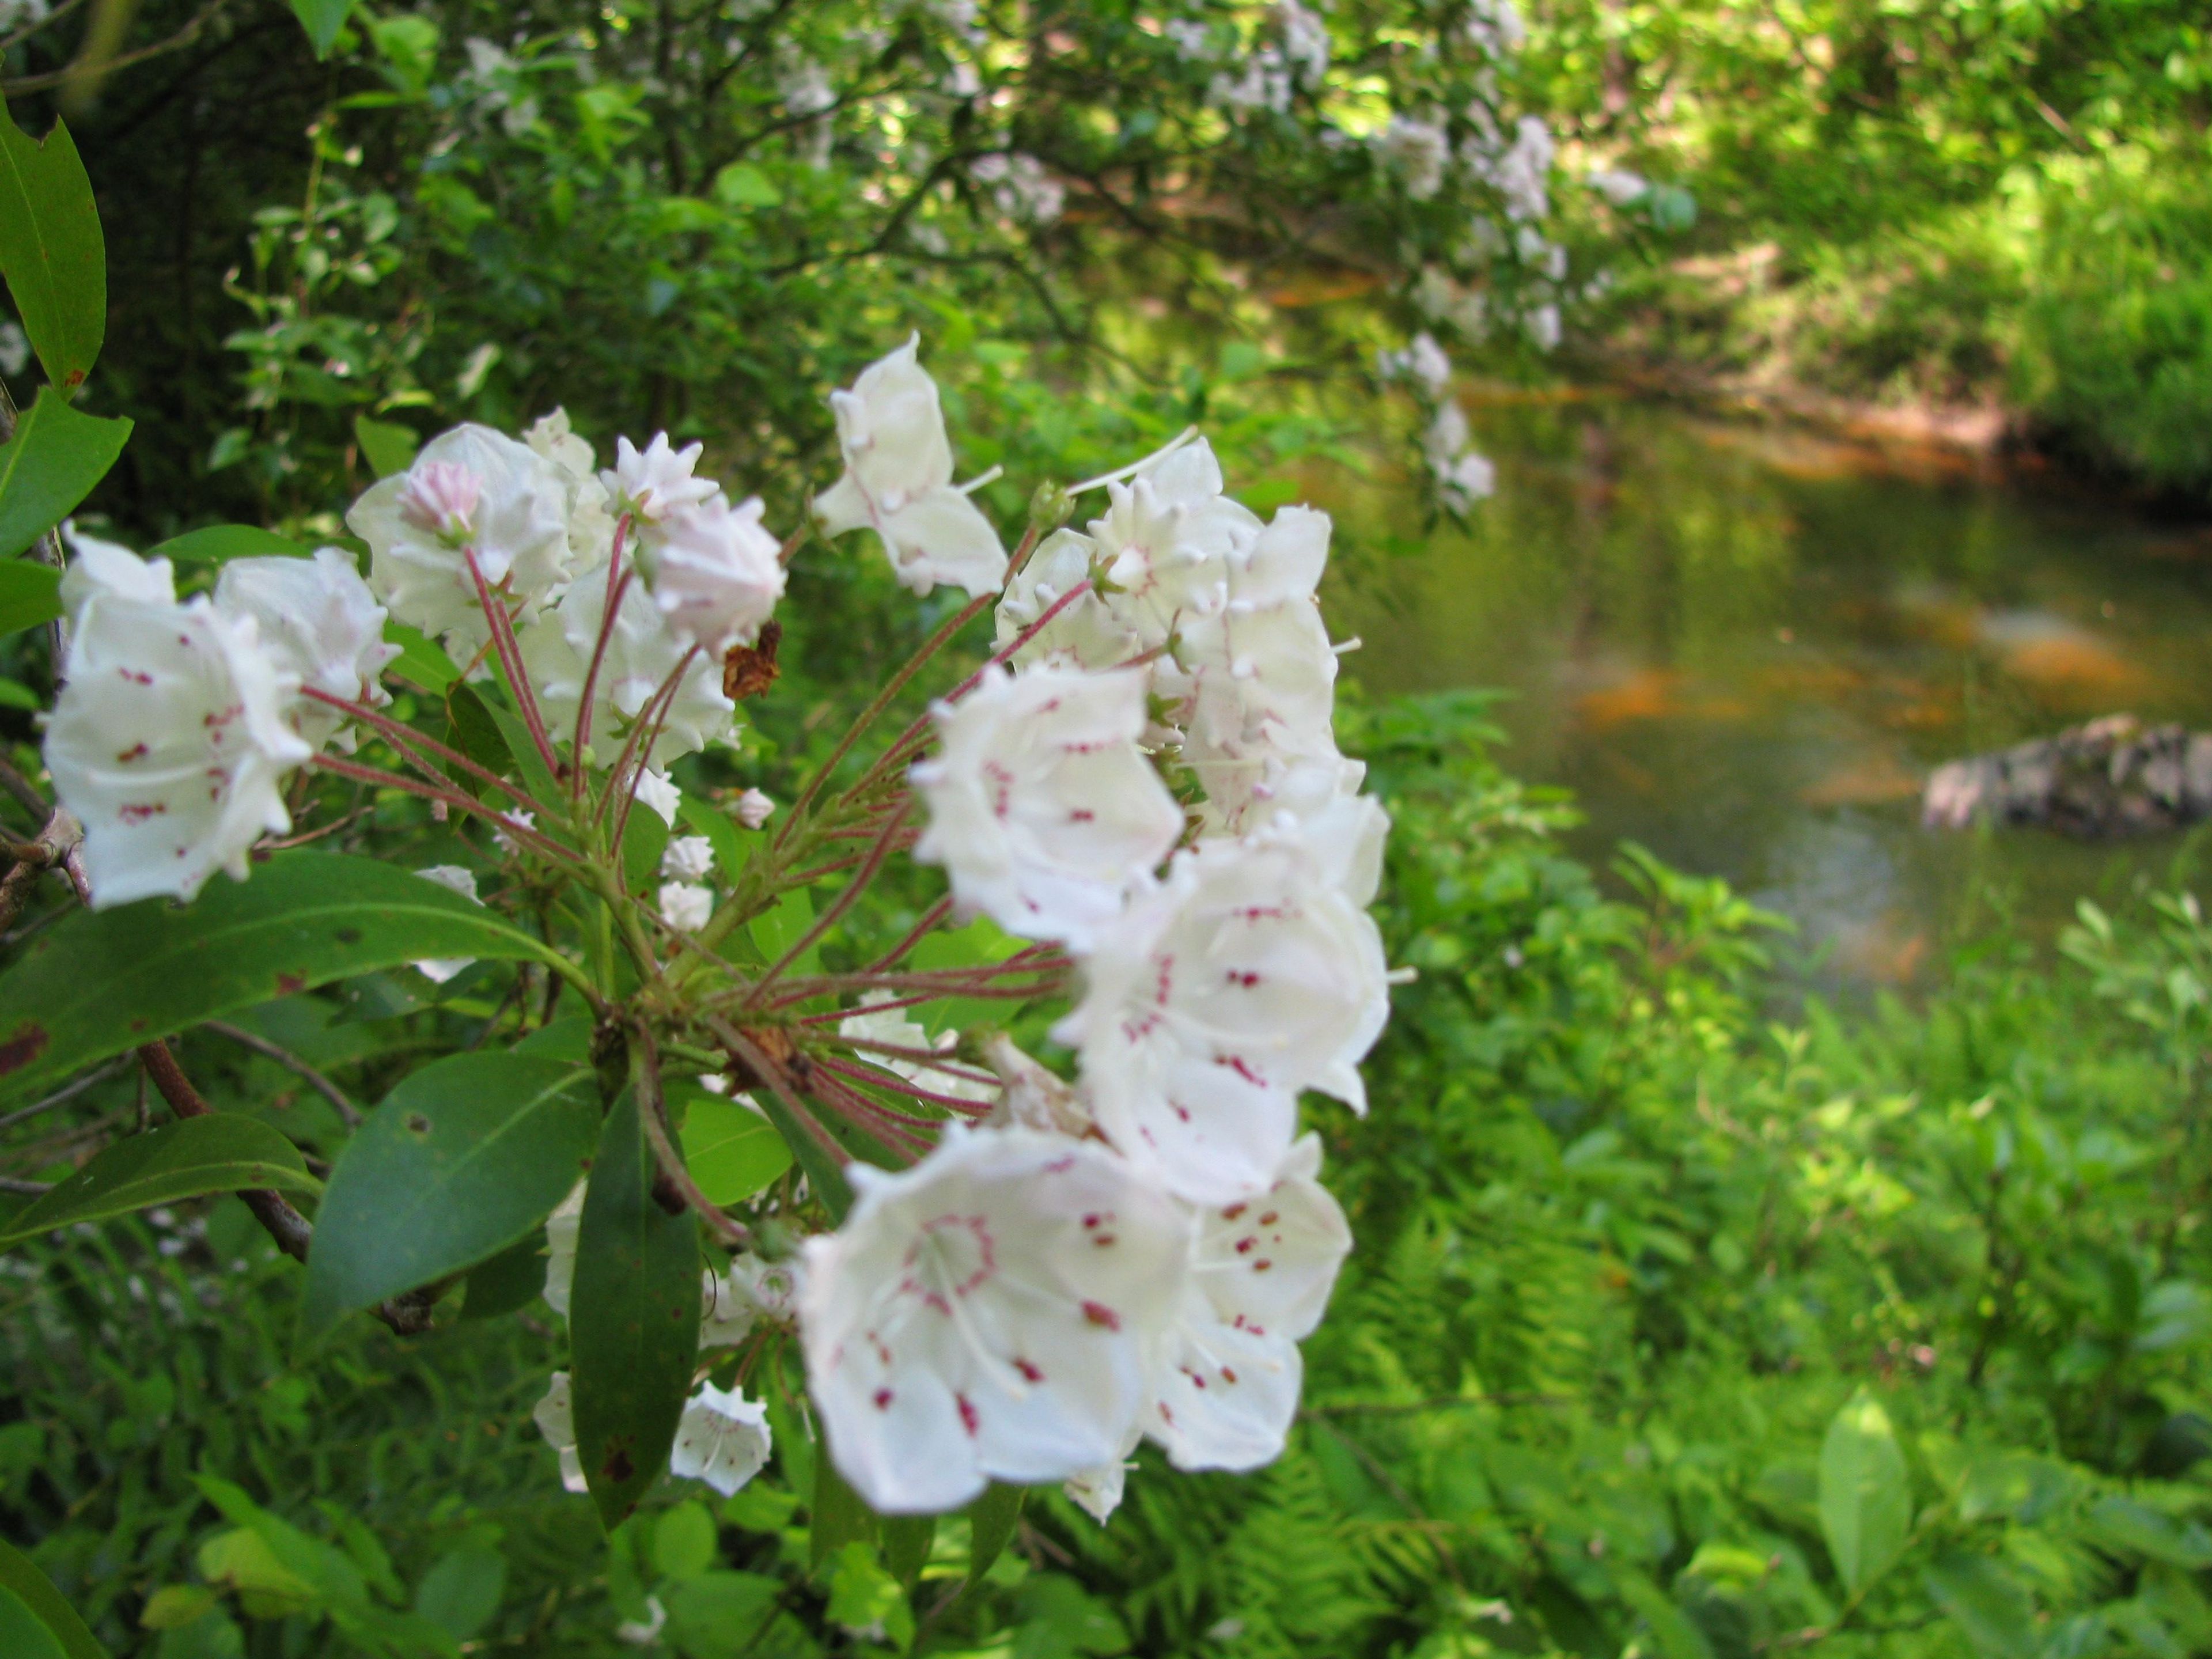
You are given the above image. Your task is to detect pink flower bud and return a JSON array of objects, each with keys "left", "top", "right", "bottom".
[{"left": 395, "top": 461, "right": 483, "bottom": 541}]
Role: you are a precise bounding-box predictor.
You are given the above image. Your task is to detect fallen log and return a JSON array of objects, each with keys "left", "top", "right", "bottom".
[{"left": 1923, "top": 714, "right": 2212, "bottom": 838}]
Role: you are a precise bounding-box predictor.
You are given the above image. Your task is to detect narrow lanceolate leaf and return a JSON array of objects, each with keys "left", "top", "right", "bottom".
[
  {"left": 0, "top": 1116, "right": 320, "bottom": 1249},
  {"left": 965, "top": 1483, "right": 1025, "bottom": 1590},
  {"left": 0, "top": 391, "right": 132, "bottom": 559},
  {"left": 0, "top": 117, "right": 104, "bottom": 391},
  {"left": 146, "top": 525, "right": 309, "bottom": 566},
  {"left": 809, "top": 1456, "right": 877, "bottom": 1572},
  {"left": 573, "top": 1089, "right": 700, "bottom": 1528},
  {"left": 298, "top": 1053, "right": 599, "bottom": 1346},
  {"left": 0, "top": 1590, "right": 67, "bottom": 1659},
  {"left": 1819, "top": 1391, "right": 1912, "bottom": 1594},
  {"left": 0, "top": 1539, "right": 107, "bottom": 1659},
  {"left": 0, "top": 852, "right": 564, "bottom": 1104},
  {"left": 0, "top": 558, "right": 60, "bottom": 641}
]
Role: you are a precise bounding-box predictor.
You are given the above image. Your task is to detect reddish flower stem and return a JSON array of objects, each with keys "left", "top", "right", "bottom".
[
  {"left": 309, "top": 754, "right": 579, "bottom": 864},
  {"left": 746, "top": 802, "right": 911, "bottom": 1007},
  {"left": 571, "top": 518, "right": 635, "bottom": 798},
  {"left": 862, "top": 895, "right": 955, "bottom": 974},
  {"left": 302, "top": 690, "right": 561, "bottom": 823},
  {"left": 463, "top": 546, "right": 563, "bottom": 782},
  {"left": 815, "top": 1054, "right": 993, "bottom": 1117}
]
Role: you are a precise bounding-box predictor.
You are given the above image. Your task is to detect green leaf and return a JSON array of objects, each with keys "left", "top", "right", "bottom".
[
  {"left": 654, "top": 1502, "right": 719, "bottom": 1580},
  {"left": 0, "top": 556, "right": 59, "bottom": 640},
  {"left": 622, "top": 805, "right": 668, "bottom": 897},
  {"left": 711, "top": 164, "right": 781, "bottom": 208},
  {"left": 458, "top": 1232, "right": 547, "bottom": 1321},
  {"left": 138, "top": 1586, "right": 215, "bottom": 1630},
  {"left": 444, "top": 681, "right": 514, "bottom": 796},
  {"left": 476, "top": 678, "right": 565, "bottom": 817},
  {"left": 748, "top": 1084, "right": 853, "bottom": 1222},
  {"left": 826, "top": 1542, "right": 912, "bottom": 1649},
  {"left": 881, "top": 1515, "right": 935, "bottom": 1592},
  {"left": 749, "top": 888, "right": 821, "bottom": 979},
  {"left": 2085, "top": 1497, "right": 2212, "bottom": 1569},
  {"left": 0, "top": 118, "right": 103, "bottom": 391},
  {"left": 146, "top": 525, "right": 309, "bottom": 566},
  {"left": 354, "top": 414, "right": 418, "bottom": 478},
  {"left": 0, "top": 1590, "right": 68, "bottom": 1659},
  {"left": 573, "top": 1089, "right": 700, "bottom": 1528},
  {"left": 289, "top": 0, "right": 357, "bottom": 57},
  {"left": 380, "top": 620, "right": 460, "bottom": 694},
  {"left": 0, "top": 1538, "right": 105, "bottom": 1659},
  {"left": 1819, "top": 1391, "right": 1911, "bottom": 1595},
  {"left": 0, "top": 851, "right": 563, "bottom": 1104},
  {"left": 0, "top": 1115, "right": 319, "bottom": 1248},
  {"left": 1923, "top": 1555, "right": 2037, "bottom": 1659},
  {"left": 678, "top": 1090, "right": 791, "bottom": 1205},
  {"left": 0, "top": 390, "right": 132, "bottom": 559},
  {"left": 413, "top": 1544, "right": 504, "bottom": 1641},
  {"left": 906, "top": 917, "right": 1023, "bottom": 1036},
  {"left": 967, "top": 1483, "right": 1025, "bottom": 1590},
  {"left": 665, "top": 1571, "right": 781, "bottom": 1659},
  {"left": 298, "top": 1052, "right": 597, "bottom": 1345},
  {"left": 810, "top": 1455, "right": 877, "bottom": 1571}
]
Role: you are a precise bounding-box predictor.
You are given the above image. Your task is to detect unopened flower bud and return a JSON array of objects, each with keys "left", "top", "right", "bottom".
[
  {"left": 734, "top": 787, "right": 775, "bottom": 830},
  {"left": 396, "top": 461, "right": 483, "bottom": 542}
]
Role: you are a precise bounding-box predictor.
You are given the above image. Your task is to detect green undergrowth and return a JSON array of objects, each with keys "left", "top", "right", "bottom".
[{"left": 5, "top": 691, "right": 2210, "bottom": 1658}]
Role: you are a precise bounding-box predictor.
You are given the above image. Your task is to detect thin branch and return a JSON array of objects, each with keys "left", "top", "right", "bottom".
[
  {"left": 463, "top": 547, "right": 564, "bottom": 782},
  {"left": 862, "top": 894, "right": 954, "bottom": 974},
  {"left": 571, "top": 523, "right": 634, "bottom": 791},
  {"left": 0, "top": 1056, "right": 134, "bottom": 1136},
  {"left": 200, "top": 1021, "right": 361, "bottom": 1129},
  {"left": 747, "top": 803, "right": 910, "bottom": 1006}
]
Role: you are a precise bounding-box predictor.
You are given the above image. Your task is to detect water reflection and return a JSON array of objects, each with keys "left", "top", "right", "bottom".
[{"left": 1317, "top": 396, "right": 2212, "bottom": 989}]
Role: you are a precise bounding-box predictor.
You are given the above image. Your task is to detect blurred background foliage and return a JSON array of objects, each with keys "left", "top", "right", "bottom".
[{"left": 2, "top": 0, "right": 2210, "bottom": 1654}]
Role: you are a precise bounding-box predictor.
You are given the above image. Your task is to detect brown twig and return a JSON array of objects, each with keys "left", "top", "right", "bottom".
[{"left": 200, "top": 1021, "right": 361, "bottom": 1128}]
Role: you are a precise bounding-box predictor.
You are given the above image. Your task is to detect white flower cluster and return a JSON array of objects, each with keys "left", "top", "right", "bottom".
[
  {"left": 797, "top": 373, "right": 1388, "bottom": 1517},
  {"left": 1376, "top": 331, "right": 1494, "bottom": 512},
  {"left": 1199, "top": 0, "right": 1329, "bottom": 115},
  {"left": 968, "top": 153, "right": 1066, "bottom": 226},
  {"left": 43, "top": 532, "right": 396, "bottom": 907}
]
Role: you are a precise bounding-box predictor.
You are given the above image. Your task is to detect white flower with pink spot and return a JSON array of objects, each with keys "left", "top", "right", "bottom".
[
  {"left": 814, "top": 335, "right": 1007, "bottom": 598},
  {"left": 911, "top": 663, "right": 1185, "bottom": 949},
  {"left": 1144, "top": 1134, "right": 1350, "bottom": 1471},
  {"left": 669, "top": 1381, "right": 774, "bottom": 1496},
  {"left": 799, "top": 1124, "right": 1192, "bottom": 1514},
  {"left": 213, "top": 550, "right": 400, "bottom": 755},
  {"left": 44, "top": 557, "right": 312, "bottom": 910},
  {"left": 1055, "top": 833, "right": 1388, "bottom": 1202}
]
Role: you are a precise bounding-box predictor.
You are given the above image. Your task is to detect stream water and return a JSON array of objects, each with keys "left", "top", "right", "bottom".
[{"left": 1316, "top": 393, "right": 2212, "bottom": 991}]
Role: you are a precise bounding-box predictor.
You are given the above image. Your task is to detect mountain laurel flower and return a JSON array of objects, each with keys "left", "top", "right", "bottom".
[
  {"left": 994, "top": 529, "right": 1145, "bottom": 673},
  {"left": 662, "top": 835, "right": 715, "bottom": 882},
  {"left": 542, "top": 1180, "right": 586, "bottom": 1317},
  {"left": 983, "top": 1035, "right": 1094, "bottom": 1138},
  {"left": 1086, "top": 438, "right": 1263, "bottom": 647},
  {"left": 522, "top": 563, "right": 737, "bottom": 767},
  {"left": 603, "top": 431, "right": 721, "bottom": 525},
  {"left": 670, "top": 1382, "right": 775, "bottom": 1496},
  {"left": 45, "top": 582, "right": 312, "bottom": 909},
  {"left": 348, "top": 423, "right": 578, "bottom": 652},
  {"left": 58, "top": 525, "right": 173, "bottom": 624},
  {"left": 660, "top": 882, "right": 715, "bottom": 933},
  {"left": 632, "top": 766, "right": 681, "bottom": 827},
  {"left": 532, "top": 1373, "right": 590, "bottom": 1494},
  {"left": 1055, "top": 835, "right": 1389, "bottom": 1202},
  {"left": 643, "top": 493, "right": 787, "bottom": 653},
  {"left": 911, "top": 664, "right": 1185, "bottom": 948},
  {"left": 213, "top": 550, "right": 400, "bottom": 753},
  {"left": 814, "top": 335, "right": 1007, "bottom": 598},
  {"left": 842, "top": 994, "right": 999, "bottom": 1109},
  {"left": 800, "top": 1124, "right": 1192, "bottom": 1514},
  {"left": 735, "top": 787, "right": 775, "bottom": 830},
  {"left": 1143, "top": 1135, "right": 1350, "bottom": 1471},
  {"left": 1376, "top": 115, "right": 1449, "bottom": 199},
  {"left": 1063, "top": 1426, "right": 1141, "bottom": 1524}
]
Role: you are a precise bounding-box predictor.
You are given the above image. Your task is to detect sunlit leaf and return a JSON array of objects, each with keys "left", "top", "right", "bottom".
[
  {"left": 0, "top": 557, "right": 59, "bottom": 640},
  {"left": 676, "top": 1088, "right": 791, "bottom": 1205},
  {"left": 0, "top": 1539, "right": 105, "bottom": 1659},
  {"left": 289, "top": 0, "right": 357, "bottom": 58},
  {"left": 0, "top": 391, "right": 132, "bottom": 559},
  {"left": 0, "top": 117, "right": 103, "bottom": 390},
  {"left": 1819, "top": 1392, "right": 1911, "bottom": 1594}
]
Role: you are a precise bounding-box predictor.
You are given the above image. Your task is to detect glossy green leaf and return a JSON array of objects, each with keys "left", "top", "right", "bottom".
[
  {"left": 0, "top": 1590, "right": 67, "bottom": 1659},
  {"left": 967, "top": 1483, "right": 1024, "bottom": 1589},
  {"left": 711, "top": 163, "right": 780, "bottom": 209},
  {"left": 809, "top": 1456, "right": 876, "bottom": 1571},
  {"left": 665, "top": 1571, "right": 780, "bottom": 1659},
  {"left": 749, "top": 888, "right": 821, "bottom": 979},
  {"left": 622, "top": 805, "right": 668, "bottom": 897},
  {"left": 0, "top": 556, "right": 59, "bottom": 640},
  {"left": 354, "top": 414, "right": 418, "bottom": 478},
  {"left": 0, "top": 1539, "right": 105, "bottom": 1659},
  {"left": 0, "top": 851, "right": 562, "bottom": 1104},
  {"left": 825, "top": 1543, "right": 912, "bottom": 1649},
  {"left": 0, "top": 1115, "right": 319, "bottom": 1249},
  {"left": 0, "top": 118, "right": 103, "bottom": 390},
  {"left": 444, "top": 683, "right": 513, "bottom": 796},
  {"left": 677, "top": 1090, "right": 791, "bottom": 1205},
  {"left": 299, "top": 1052, "right": 597, "bottom": 1345},
  {"left": 0, "top": 391, "right": 132, "bottom": 559},
  {"left": 476, "top": 680, "right": 566, "bottom": 819},
  {"left": 458, "top": 1231, "right": 548, "bottom": 1321},
  {"left": 1819, "top": 1391, "right": 1911, "bottom": 1594},
  {"left": 573, "top": 1089, "right": 700, "bottom": 1528},
  {"left": 1923, "top": 1555, "right": 2037, "bottom": 1659},
  {"left": 289, "top": 0, "right": 357, "bottom": 57},
  {"left": 383, "top": 621, "right": 460, "bottom": 693},
  {"left": 654, "top": 1503, "right": 718, "bottom": 1580},
  {"left": 146, "top": 525, "right": 309, "bottom": 566},
  {"left": 413, "top": 1545, "right": 505, "bottom": 1642}
]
